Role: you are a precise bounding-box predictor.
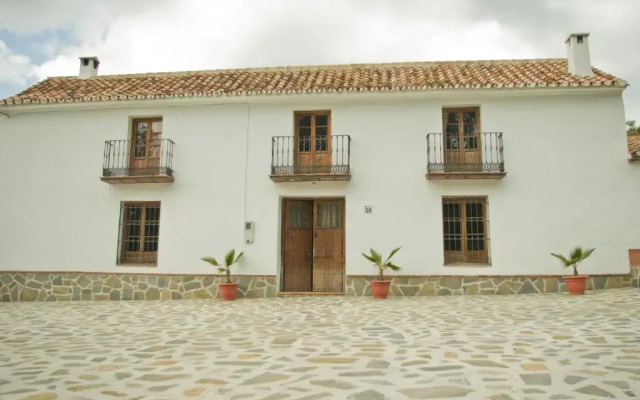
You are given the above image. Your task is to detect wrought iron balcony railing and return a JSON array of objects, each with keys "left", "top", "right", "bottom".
[
  {"left": 271, "top": 135, "right": 351, "bottom": 180},
  {"left": 102, "top": 139, "right": 175, "bottom": 182},
  {"left": 426, "top": 132, "right": 505, "bottom": 177}
]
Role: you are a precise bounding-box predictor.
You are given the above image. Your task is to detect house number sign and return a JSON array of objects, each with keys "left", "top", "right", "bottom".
[{"left": 364, "top": 205, "right": 372, "bottom": 214}]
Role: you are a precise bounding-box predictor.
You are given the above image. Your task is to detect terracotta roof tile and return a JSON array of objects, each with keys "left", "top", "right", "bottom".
[
  {"left": 628, "top": 135, "right": 640, "bottom": 156},
  {"left": 0, "top": 59, "right": 627, "bottom": 106}
]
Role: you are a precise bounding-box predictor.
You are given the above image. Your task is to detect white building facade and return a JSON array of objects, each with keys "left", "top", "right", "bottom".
[{"left": 1, "top": 34, "right": 639, "bottom": 301}]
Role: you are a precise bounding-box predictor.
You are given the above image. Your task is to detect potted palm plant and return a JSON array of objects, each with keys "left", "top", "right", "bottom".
[
  {"left": 201, "top": 249, "right": 244, "bottom": 301},
  {"left": 362, "top": 247, "right": 401, "bottom": 299},
  {"left": 550, "top": 246, "right": 595, "bottom": 295}
]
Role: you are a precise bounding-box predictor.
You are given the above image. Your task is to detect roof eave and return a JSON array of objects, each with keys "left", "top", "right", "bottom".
[{"left": 0, "top": 85, "right": 627, "bottom": 116}]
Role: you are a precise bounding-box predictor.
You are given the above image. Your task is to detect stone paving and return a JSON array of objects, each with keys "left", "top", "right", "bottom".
[{"left": 0, "top": 289, "right": 639, "bottom": 399}]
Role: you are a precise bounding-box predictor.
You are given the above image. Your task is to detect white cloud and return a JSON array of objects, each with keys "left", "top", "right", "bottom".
[
  {"left": 0, "top": 41, "right": 33, "bottom": 85},
  {"left": 30, "top": 0, "right": 540, "bottom": 79},
  {"left": 1, "top": 0, "right": 639, "bottom": 119},
  {"left": 0, "top": 0, "right": 171, "bottom": 36},
  {"left": 32, "top": 55, "right": 77, "bottom": 79}
]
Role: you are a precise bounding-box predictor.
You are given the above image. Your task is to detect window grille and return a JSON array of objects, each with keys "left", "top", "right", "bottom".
[
  {"left": 117, "top": 202, "right": 161, "bottom": 265},
  {"left": 442, "top": 197, "right": 489, "bottom": 264}
]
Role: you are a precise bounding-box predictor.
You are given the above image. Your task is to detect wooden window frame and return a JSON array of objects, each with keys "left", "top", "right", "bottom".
[
  {"left": 442, "top": 107, "right": 481, "bottom": 151},
  {"left": 117, "top": 201, "right": 161, "bottom": 266},
  {"left": 130, "top": 117, "right": 163, "bottom": 161},
  {"left": 442, "top": 107, "right": 481, "bottom": 134},
  {"left": 442, "top": 196, "right": 490, "bottom": 265},
  {"left": 293, "top": 110, "right": 332, "bottom": 158}
]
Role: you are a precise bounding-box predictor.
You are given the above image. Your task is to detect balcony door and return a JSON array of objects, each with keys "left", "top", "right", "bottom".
[
  {"left": 130, "top": 118, "right": 163, "bottom": 173},
  {"left": 282, "top": 198, "right": 345, "bottom": 292},
  {"left": 443, "top": 108, "right": 481, "bottom": 171},
  {"left": 295, "top": 111, "right": 331, "bottom": 173}
]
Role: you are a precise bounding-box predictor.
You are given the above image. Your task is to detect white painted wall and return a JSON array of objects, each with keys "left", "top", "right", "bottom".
[{"left": 0, "top": 89, "right": 637, "bottom": 281}]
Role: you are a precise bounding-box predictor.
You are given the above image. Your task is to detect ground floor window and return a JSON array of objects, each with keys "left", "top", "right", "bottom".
[
  {"left": 117, "top": 202, "right": 161, "bottom": 265},
  {"left": 442, "top": 197, "right": 489, "bottom": 264}
]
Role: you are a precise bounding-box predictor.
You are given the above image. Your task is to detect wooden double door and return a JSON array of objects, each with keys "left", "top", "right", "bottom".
[
  {"left": 130, "top": 118, "right": 163, "bottom": 172},
  {"left": 443, "top": 108, "right": 481, "bottom": 171},
  {"left": 282, "top": 198, "right": 345, "bottom": 292},
  {"left": 295, "top": 111, "right": 331, "bottom": 173}
]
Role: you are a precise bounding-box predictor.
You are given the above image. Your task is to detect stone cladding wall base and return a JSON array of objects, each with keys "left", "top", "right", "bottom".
[{"left": 1, "top": 267, "right": 638, "bottom": 302}]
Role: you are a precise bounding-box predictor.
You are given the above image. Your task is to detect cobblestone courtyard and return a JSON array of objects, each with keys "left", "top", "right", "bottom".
[{"left": 0, "top": 289, "right": 639, "bottom": 400}]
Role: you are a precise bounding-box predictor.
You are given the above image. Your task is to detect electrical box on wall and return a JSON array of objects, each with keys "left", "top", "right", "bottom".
[{"left": 244, "top": 221, "right": 254, "bottom": 244}]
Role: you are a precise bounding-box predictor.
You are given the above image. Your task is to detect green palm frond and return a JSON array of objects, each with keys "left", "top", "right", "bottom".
[
  {"left": 385, "top": 247, "right": 402, "bottom": 263},
  {"left": 370, "top": 249, "right": 382, "bottom": 264},
  {"left": 202, "top": 249, "right": 244, "bottom": 283},
  {"left": 362, "top": 252, "right": 376, "bottom": 263},
  {"left": 570, "top": 247, "right": 582, "bottom": 261},
  {"left": 582, "top": 248, "right": 596, "bottom": 260},
  {"left": 387, "top": 263, "right": 401, "bottom": 271},
  {"left": 224, "top": 250, "right": 234, "bottom": 267},
  {"left": 551, "top": 246, "right": 595, "bottom": 275},
  {"left": 201, "top": 257, "right": 220, "bottom": 267},
  {"left": 202, "top": 249, "right": 243, "bottom": 268},
  {"left": 550, "top": 253, "right": 571, "bottom": 267},
  {"left": 362, "top": 247, "right": 402, "bottom": 280}
]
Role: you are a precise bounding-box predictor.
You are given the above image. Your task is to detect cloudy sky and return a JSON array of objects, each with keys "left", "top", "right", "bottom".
[{"left": 0, "top": 0, "right": 638, "bottom": 120}]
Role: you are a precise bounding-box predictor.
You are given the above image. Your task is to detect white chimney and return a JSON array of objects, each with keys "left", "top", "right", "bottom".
[
  {"left": 79, "top": 56, "right": 100, "bottom": 79},
  {"left": 565, "top": 33, "right": 593, "bottom": 76}
]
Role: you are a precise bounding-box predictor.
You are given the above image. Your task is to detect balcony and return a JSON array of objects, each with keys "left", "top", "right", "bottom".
[
  {"left": 426, "top": 132, "right": 505, "bottom": 179},
  {"left": 101, "top": 139, "right": 175, "bottom": 184},
  {"left": 270, "top": 135, "right": 351, "bottom": 182}
]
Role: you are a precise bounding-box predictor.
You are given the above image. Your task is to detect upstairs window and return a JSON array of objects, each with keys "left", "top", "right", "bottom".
[
  {"left": 443, "top": 108, "right": 480, "bottom": 151},
  {"left": 295, "top": 111, "right": 331, "bottom": 154},
  {"left": 132, "top": 118, "right": 163, "bottom": 158}
]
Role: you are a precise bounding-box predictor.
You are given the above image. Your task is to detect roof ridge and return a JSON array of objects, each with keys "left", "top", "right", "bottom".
[{"left": 45, "top": 58, "right": 568, "bottom": 80}]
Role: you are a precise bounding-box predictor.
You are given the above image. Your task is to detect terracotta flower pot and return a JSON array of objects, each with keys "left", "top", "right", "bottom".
[
  {"left": 564, "top": 275, "right": 588, "bottom": 295},
  {"left": 370, "top": 280, "right": 391, "bottom": 299},
  {"left": 219, "top": 282, "right": 239, "bottom": 301}
]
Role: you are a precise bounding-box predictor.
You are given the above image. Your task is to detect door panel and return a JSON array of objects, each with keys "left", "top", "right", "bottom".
[
  {"left": 130, "top": 118, "right": 163, "bottom": 173},
  {"left": 148, "top": 120, "right": 163, "bottom": 168},
  {"left": 130, "top": 120, "right": 149, "bottom": 171},
  {"left": 313, "top": 114, "right": 331, "bottom": 169},
  {"left": 281, "top": 198, "right": 345, "bottom": 293},
  {"left": 295, "top": 114, "right": 313, "bottom": 171},
  {"left": 461, "top": 111, "right": 481, "bottom": 168},
  {"left": 295, "top": 112, "right": 331, "bottom": 173},
  {"left": 282, "top": 200, "right": 313, "bottom": 291},
  {"left": 443, "top": 109, "right": 480, "bottom": 171},
  {"left": 312, "top": 200, "right": 344, "bottom": 292},
  {"left": 444, "top": 112, "right": 461, "bottom": 171}
]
